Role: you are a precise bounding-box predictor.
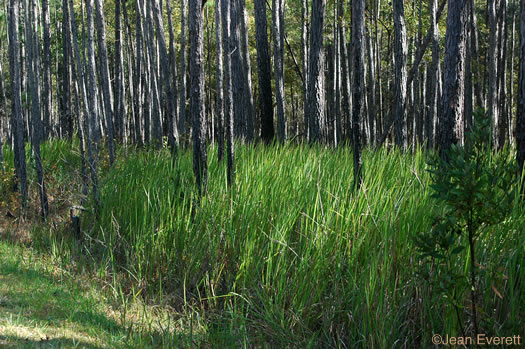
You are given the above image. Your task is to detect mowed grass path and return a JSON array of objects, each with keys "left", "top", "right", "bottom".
[{"left": 0, "top": 238, "right": 191, "bottom": 348}]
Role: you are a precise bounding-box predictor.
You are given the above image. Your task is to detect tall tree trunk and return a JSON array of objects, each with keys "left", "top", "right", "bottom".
[
  {"left": 216, "top": 0, "right": 225, "bottom": 159},
  {"left": 427, "top": 0, "right": 440, "bottom": 148},
  {"left": 134, "top": 0, "right": 144, "bottom": 146},
  {"left": 222, "top": 0, "right": 234, "bottom": 185},
  {"left": 497, "top": 0, "right": 508, "bottom": 148},
  {"left": 179, "top": 0, "right": 188, "bottom": 139},
  {"left": 273, "top": 0, "right": 286, "bottom": 141},
  {"left": 464, "top": 1, "right": 473, "bottom": 134},
  {"left": 239, "top": 0, "right": 255, "bottom": 141},
  {"left": 339, "top": 0, "right": 352, "bottom": 142},
  {"left": 26, "top": 0, "right": 48, "bottom": 218},
  {"left": 166, "top": 0, "right": 179, "bottom": 153},
  {"left": 85, "top": 0, "right": 100, "bottom": 205},
  {"left": 366, "top": 28, "right": 376, "bottom": 147},
  {"left": 94, "top": 0, "right": 115, "bottom": 164},
  {"left": 517, "top": 0, "right": 525, "bottom": 182},
  {"left": 145, "top": 0, "right": 162, "bottom": 145},
  {"left": 488, "top": 0, "right": 501, "bottom": 147},
  {"left": 352, "top": 0, "right": 365, "bottom": 189},
  {"left": 61, "top": 0, "right": 73, "bottom": 139},
  {"left": 0, "top": 58, "right": 6, "bottom": 175},
  {"left": 306, "top": 0, "right": 326, "bottom": 143},
  {"left": 42, "top": 0, "right": 51, "bottom": 139},
  {"left": 393, "top": 0, "right": 408, "bottom": 149},
  {"left": 190, "top": 0, "right": 208, "bottom": 193},
  {"left": 230, "top": 0, "right": 245, "bottom": 139},
  {"left": 114, "top": 0, "right": 126, "bottom": 143},
  {"left": 302, "top": 0, "right": 308, "bottom": 139},
  {"left": 8, "top": 0, "right": 28, "bottom": 210},
  {"left": 69, "top": 0, "right": 91, "bottom": 198},
  {"left": 153, "top": 0, "right": 178, "bottom": 152},
  {"left": 440, "top": 0, "right": 468, "bottom": 156},
  {"left": 254, "top": 0, "right": 274, "bottom": 142}
]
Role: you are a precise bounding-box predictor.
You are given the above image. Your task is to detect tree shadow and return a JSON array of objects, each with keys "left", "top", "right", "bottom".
[
  {"left": 0, "top": 334, "right": 103, "bottom": 349},
  {"left": 0, "top": 247, "right": 179, "bottom": 348}
]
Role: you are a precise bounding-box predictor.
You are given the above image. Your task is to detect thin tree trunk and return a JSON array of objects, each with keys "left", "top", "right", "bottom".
[
  {"left": 153, "top": 0, "right": 177, "bottom": 151},
  {"left": 240, "top": 0, "right": 255, "bottom": 141},
  {"left": 393, "top": 0, "right": 408, "bottom": 149},
  {"left": 146, "top": 0, "right": 162, "bottom": 145},
  {"left": 488, "top": 0, "right": 501, "bottom": 147},
  {"left": 222, "top": 0, "right": 234, "bottom": 185},
  {"left": 85, "top": 0, "right": 100, "bottom": 205},
  {"left": 134, "top": 0, "right": 144, "bottom": 146},
  {"left": 26, "top": 0, "right": 48, "bottom": 217},
  {"left": 42, "top": 0, "right": 51, "bottom": 139},
  {"left": 190, "top": 0, "right": 208, "bottom": 193},
  {"left": 440, "top": 0, "right": 468, "bottom": 156},
  {"left": 166, "top": 0, "right": 179, "bottom": 153},
  {"left": 517, "top": 0, "right": 525, "bottom": 182},
  {"left": 179, "top": 0, "right": 188, "bottom": 139},
  {"left": 114, "top": 0, "right": 126, "bottom": 143},
  {"left": 254, "top": 0, "right": 274, "bottom": 142},
  {"left": 216, "top": 0, "right": 225, "bottom": 159},
  {"left": 306, "top": 0, "right": 326, "bottom": 143},
  {"left": 352, "top": 0, "right": 365, "bottom": 189},
  {"left": 273, "top": 0, "right": 286, "bottom": 141},
  {"left": 8, "top": 0, "right": 28, "bottom": 210},
  {"left": 94, "top": 0, "right": 115, "bottom": 164}
]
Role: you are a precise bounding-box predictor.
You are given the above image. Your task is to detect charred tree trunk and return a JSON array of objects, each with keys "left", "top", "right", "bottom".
[
  {"left": 440, "top": 0, "right": 468, "bottom": 155},
  {"left": 8, "top": 0, "right": 28, "bottom": 210},
  {"left": 306, "top": 0, "right": 326, "bottom": 143},
  {"left": 94, "top": 0, "right": 115, "bottom": 164},
  {"left": 190, "top": 0, "right": 208, "bottom": 193},
  {"left": 393, "top": 0, "right": 408, "bottom": 149},
  {"left": 254, "top": 0, "right": 274, "bottom": 142},
  {"left": 273, "top": 0, "right": 286, "bottom": 142}
]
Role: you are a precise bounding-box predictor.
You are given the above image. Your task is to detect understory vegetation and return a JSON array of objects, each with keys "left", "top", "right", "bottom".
[{"left": 1, "top": 140, "right": 523, "bottom": 347}]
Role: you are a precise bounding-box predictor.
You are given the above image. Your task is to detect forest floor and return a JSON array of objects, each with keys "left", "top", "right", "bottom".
[{"left": 0, "top": 230, "right": 182, "bottom": 348}]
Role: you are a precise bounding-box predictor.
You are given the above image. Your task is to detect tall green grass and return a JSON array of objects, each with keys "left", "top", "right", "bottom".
[
  {"left": 3, "top": 139, "right": 522, "bottom": 346},
  {"left": 80, "top": 143, "right": 523, "bottom": 347}
]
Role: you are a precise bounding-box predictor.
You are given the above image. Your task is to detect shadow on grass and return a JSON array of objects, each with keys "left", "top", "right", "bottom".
[
  {"left": 0, "top": 334, "right": 103, "bottom": 349},
  {"left": 0, "top": 242, "right": 183, "bottom": 348}
]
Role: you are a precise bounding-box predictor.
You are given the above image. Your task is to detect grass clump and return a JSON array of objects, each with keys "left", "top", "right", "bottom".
[{"left": 83, "top": 142, "right": 523, "bottom": 347}]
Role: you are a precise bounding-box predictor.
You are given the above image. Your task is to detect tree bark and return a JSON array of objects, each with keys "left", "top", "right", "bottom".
[
  {"left": 179, "top": 0, "right": 188, "bottom": 139},
  {"left": 114, "top": 0, "right": 126, "bottom": 143},
  {"left": 85, "top": 0, "right": 101, "bottom": 205},
  {"left": 94, "top": 0, "right": 115, "bottom": 164},
  {"left": 273, "top": 0, "right": 286, "bottom": 142},
  {"left": 240, "top": 0, "right": 255, "bottom": 141},
  {"left": 216, "top": 0, "right": 225, "bottom": 159},
  {"left": 145, "top": 0, "right": 162, "bottom": 145},
  {"left": 393, "top": 0, "right": 408, "bottom": 149},
  {"left": 517, "top": 0, "right": 525, "bottom": 181},
  {"left": 222, "top": 0, "right": 235, "bottom": 185},
  {"left": 254, "top": 0, "right": 274, "bottom": 142},
  {"left": 42, "top": 0, "right": 52, "bottom": 139},
  {"left": 440, "top": 0, "right": 468, "bottom": 155},
  {"left": 26, "top": 0, "right": 48, "bottom": 218},
  {"left": 190, "top": 0, "right": 208, "bottom": 193},
  {"left": 352, "top": 0, "right": 365, "bottom": 189},
  {"left": 306, "top": 0, "right": 326, "bottom": 143},
  {"left": 8, "top": 0, "right": 28, "bottom": 210}
]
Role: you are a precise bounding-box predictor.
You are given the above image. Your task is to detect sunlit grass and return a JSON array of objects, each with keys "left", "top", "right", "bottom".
[
  {"left": 1, "top": 139, "right": 523, "bottom": 347},
  {"left": 84, "top": 142, "right": 524, "bottom": 347}
]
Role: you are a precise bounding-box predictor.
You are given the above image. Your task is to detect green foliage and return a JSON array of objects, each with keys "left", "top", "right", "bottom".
[{"left": 415, "top": 111, "right": 519, "bottom": 335}]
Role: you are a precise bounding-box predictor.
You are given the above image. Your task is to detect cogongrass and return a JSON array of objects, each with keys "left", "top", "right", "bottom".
[
  {"left": 2, "top": 139, "right": 522, "bottom": 346},
  {"left": 82, "top": 142, "right": 523, "bottom": 347}
]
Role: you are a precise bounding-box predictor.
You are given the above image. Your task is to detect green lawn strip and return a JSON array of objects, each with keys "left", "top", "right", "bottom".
[{"left": 0, "top": 240, "right": 185, "bottom": 348}]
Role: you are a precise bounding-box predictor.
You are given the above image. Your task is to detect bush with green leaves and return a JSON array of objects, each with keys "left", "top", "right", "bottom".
[{"left": 415, "top": 112, "right": 517, "bottom": 337}]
